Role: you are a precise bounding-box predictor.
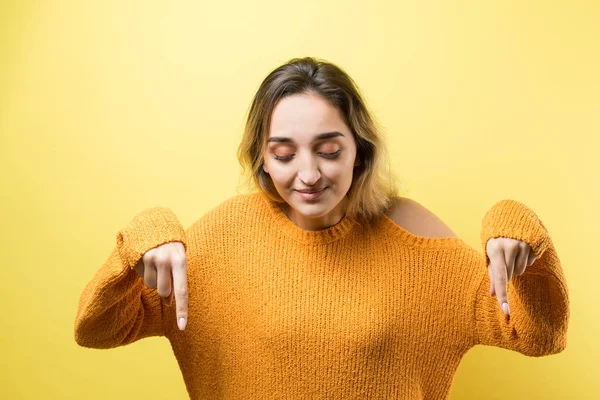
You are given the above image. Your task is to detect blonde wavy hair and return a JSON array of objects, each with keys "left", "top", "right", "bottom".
[{"left": 237, "top": 56, "right": 403, "bottom": 228}]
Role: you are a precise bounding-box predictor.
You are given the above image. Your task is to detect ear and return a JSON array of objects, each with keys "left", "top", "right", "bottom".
[
  {"left": 354, "top": 157, "right": 361, "bottom": 167},
  {"left": 262, "top": 162, "right": 269, "bottom": 174}
]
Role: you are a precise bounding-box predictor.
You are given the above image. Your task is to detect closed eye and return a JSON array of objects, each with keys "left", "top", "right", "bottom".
[
  {"left": 274, "top": 150, "right": 341, "bottom": 162},
  {"left": 320, "top": 150, "right": 341, "bottom": 159}
]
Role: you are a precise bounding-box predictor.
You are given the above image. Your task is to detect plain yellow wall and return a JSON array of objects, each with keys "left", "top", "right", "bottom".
[{"left": 1, "top": 0, "right": 598, "bottom": 398}]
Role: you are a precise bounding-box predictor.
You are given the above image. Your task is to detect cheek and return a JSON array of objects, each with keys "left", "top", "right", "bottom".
[
  {"left": 265, "top": 162, "right": 295, "bottom": 185},
  {"left": 323, "top": 159, "right": 355, "bottom": 179}
]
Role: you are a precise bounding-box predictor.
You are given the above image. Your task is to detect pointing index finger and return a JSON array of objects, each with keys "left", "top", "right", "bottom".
[
  {"left": 171, "top": 253, "right": 188, "bottom": 330},
  {"left": 489, "top": 249, "right": 510, "bottom": 316}
]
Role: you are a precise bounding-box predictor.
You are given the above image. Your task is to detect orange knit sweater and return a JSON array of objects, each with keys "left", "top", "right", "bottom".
[{"left": 74, "top": 191, "right": 570, "bottom": 399}]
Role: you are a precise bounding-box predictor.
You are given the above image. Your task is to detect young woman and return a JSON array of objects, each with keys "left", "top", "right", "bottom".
[{"left": 75, "top": 57, "right": 570, "bottom": 399}]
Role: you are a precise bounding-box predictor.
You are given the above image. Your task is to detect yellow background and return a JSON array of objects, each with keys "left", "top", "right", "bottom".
[{"left": 2, "top": 0, "right": 598, "bottom": 398}]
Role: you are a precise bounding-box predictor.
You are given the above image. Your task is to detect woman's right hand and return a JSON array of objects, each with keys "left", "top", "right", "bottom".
[{"left": 134, "top": 241, "right": 188, "bottom": 331}]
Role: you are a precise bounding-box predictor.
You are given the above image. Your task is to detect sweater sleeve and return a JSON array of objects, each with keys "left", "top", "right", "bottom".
[
  {"left": 473, "top": 199, "right": 570, "bottom": 356},
  {"left": 74, "top": 207, "right": 187, "bottom": 349}
]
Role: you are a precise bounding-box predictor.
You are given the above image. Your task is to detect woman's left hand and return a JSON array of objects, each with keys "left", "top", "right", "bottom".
[{"left": 486, "top": 237, "right": 537, "bottom": 316}]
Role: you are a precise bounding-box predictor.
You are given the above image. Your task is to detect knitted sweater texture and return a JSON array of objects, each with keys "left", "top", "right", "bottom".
[{"left": 74, "top": 191, "right": 570, "bottom": 399}]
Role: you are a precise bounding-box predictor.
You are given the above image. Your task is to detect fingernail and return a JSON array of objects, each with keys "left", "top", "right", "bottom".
[
  {"left": 502, "top": 302, "right": 510, "bottom": 315},
  {"left": 178, "top": 317, "right": 187, "bottom": 330}
]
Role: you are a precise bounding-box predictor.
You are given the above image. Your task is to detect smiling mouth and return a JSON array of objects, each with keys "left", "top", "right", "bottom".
[
  {"left": 295, "top": 187, "right": 328, "bottom": 201},
  {"left": 296, "top": 188, "right": 327, "bottom": 193}
]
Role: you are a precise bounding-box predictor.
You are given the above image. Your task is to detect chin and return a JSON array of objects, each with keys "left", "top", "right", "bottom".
[
  {"left": 288, "top": 197, "right": 341, "bottom": 218},
  {"left": 295, "top": 206, "right": 330, "bottom": 219}
]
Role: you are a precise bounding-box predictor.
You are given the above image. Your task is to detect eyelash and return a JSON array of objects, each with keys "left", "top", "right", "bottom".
[{"left": 274, "top": 150, "right": 341, "bottom": 162}]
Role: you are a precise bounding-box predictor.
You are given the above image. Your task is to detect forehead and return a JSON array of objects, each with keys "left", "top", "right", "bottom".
[{"left": 268, "top": 93, "right": 349, "bottom": 141}]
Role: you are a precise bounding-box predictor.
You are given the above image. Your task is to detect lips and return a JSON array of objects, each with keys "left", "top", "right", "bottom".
[
  {"left": 295, "top": 187, "right": 327, "bottom": 201},
  {"left": 296, "top": 188, "right": 326, "bottom": 193}
]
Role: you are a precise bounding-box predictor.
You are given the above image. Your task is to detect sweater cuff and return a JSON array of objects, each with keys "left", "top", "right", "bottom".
[
  {"left": 480, "top": 199, "right": 550, "bottom": 268},
  {"left": 116, "top": 207, "right": 187, "bottom": 270}
]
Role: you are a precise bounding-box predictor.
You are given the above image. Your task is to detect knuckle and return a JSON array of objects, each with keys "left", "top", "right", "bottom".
[
  {"left": 173, "top": 241, "right": 185, "bottom": 254},
  {"left": 154, "top": 253, "right": 169, "bottom": 265},
  {"left": 175, "top": 286, "right": 188, "bottom": 297},
  {"left": 142, "top": 251, "right": 152, "bottom": 264},
  {"left": 170, "top": 252, "right": 185, "bottom": 265},
  {"left": 504, "top": 244, "right": 517, "bottom": 256}
]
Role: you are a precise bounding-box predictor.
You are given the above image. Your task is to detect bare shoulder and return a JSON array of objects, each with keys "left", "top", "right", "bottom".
[{"left": 384, "top": 197, "right": 457, "bottom": 238}]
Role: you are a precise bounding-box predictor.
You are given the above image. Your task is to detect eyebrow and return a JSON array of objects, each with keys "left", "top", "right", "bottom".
[{"left": 267, "top": 131, "right": 345, "bottom": 143}]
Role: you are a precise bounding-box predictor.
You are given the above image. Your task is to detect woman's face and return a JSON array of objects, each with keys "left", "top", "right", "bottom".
[{"left": 262, "top": 92, "right": 360, "bottom": 231}]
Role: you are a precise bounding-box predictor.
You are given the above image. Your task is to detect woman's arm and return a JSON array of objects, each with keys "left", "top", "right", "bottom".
[
  {"left": 74, "top": 207, "right": 187, "bottom": 349},
  {"left": 472, "top": 199, "right": 570, "bottom": 356}
]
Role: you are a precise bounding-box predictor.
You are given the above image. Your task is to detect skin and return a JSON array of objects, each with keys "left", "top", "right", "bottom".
[
  {"left": 486, "top": 237, "right": 537, "bottom": 315},
  {"left": 136, "top": 241, "right": 188, "bottom": 330},
  {"left": 262, "top": 92, "right": 360, "bottom": 231}
]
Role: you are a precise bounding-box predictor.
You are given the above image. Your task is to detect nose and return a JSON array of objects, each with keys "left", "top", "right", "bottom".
[{"left": 297, "top": 154, "right": 322, "bottom": 186}]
